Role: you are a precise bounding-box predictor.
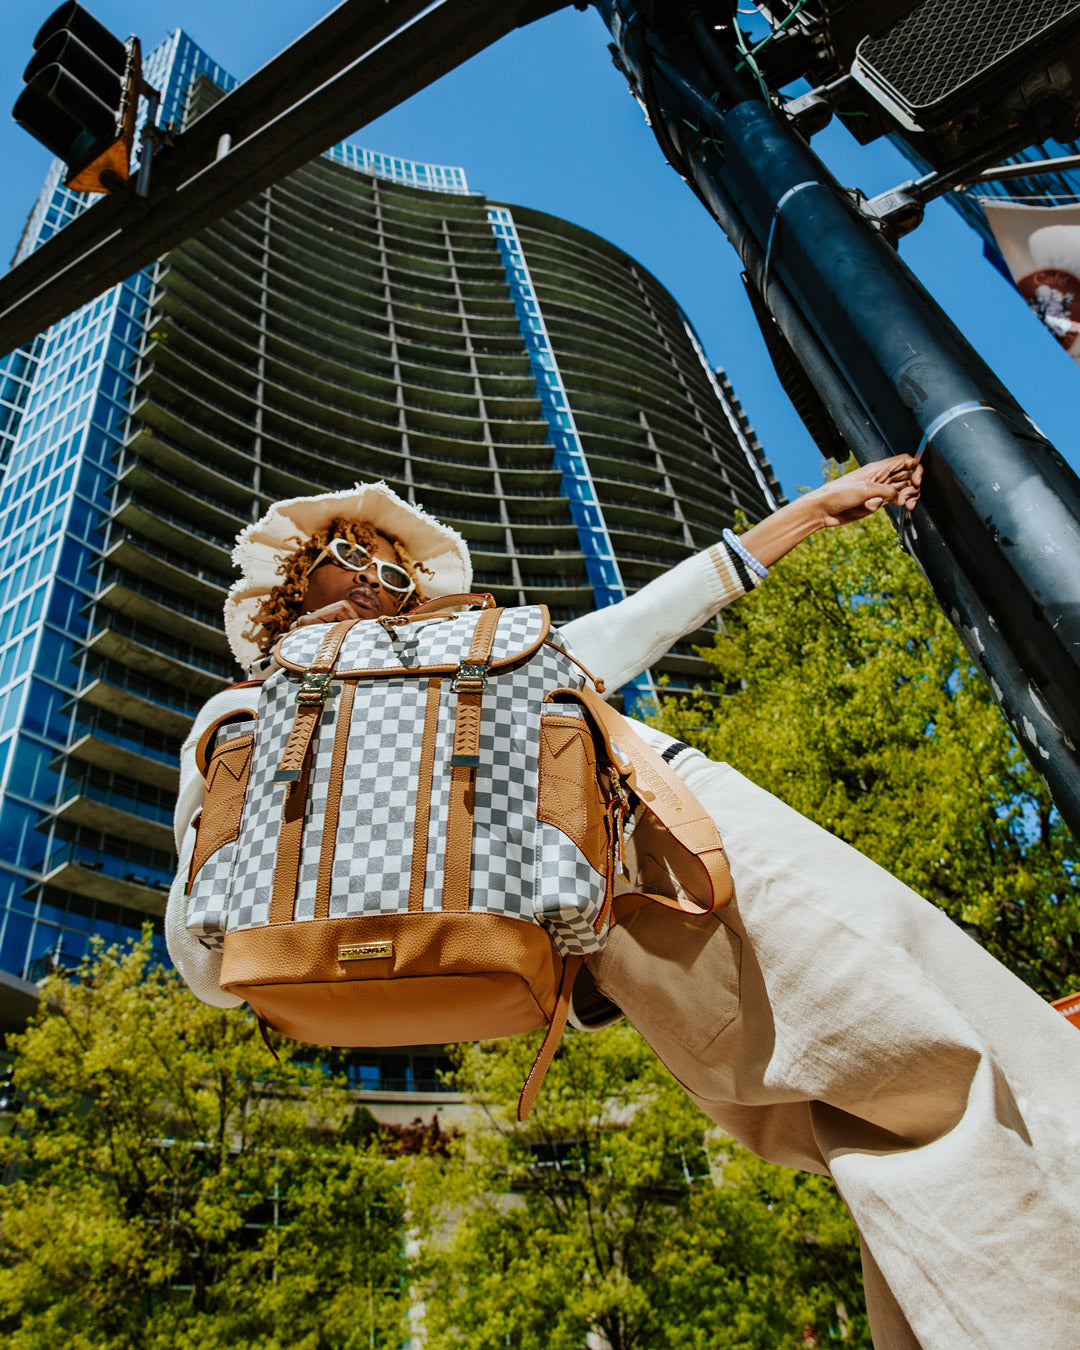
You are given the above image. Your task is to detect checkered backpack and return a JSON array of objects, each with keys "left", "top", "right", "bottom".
[{"left": 184, "top": 595, "right": 731, "bottom": 1116}]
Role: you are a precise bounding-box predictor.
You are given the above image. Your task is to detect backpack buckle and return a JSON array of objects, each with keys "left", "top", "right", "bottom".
[
  {"left": 451, "top": 662, "right": 489, "bottom": 693},
  {"left": 297, "top": 672, "right": 332, "bottom": 704}
]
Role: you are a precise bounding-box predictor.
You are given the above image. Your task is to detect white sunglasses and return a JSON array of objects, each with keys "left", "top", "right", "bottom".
[{"left": 304, "top": 538, "right": 415, "bottom": 596}]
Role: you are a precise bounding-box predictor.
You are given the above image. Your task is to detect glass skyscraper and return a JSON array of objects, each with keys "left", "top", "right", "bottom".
[{"left": 0, "top": 31, "right": 779, "bottom": 1027}]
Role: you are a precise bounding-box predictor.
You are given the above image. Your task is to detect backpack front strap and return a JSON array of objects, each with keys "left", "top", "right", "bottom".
[
  {"left": 273, "top": 620, "right": 355, "bottom": 786},
  {"left": 269, "top": 620, "right": 354, "bottom": 924},
  {"left": 442, "top": 607, "right": 503, "bottom": 913}
]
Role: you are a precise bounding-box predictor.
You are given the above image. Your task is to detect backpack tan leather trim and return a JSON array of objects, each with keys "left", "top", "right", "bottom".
[
  {"left": 441, "top": 608, "right": 503, "bottom": 908},
  {"left": 537, "top": 714, "right": 608, "bottom": 876},
  {"left": 315, "top": 679, "right": 356, "bottom": 919},
  {"left": 547, "top": 686, "right": 733, "bottom": 917},
  {"left": 408, "top": 677, "right": 442, "bottom": 912},
  {"left": 442, "top": 766, "right": 475, "bottom": 912},
  {"left": 449, "top": 605, "right": 501, "bottom": 767},
  {"left": 244, "top": 972, "right": 550, "bottom": 1047},
  {"left": 273, "top": 621, "right": 353, "bottom": 786},
  {"left": 270, "top": 750, "right": 313, "bottom": 924},
  {"left": 188, "top": 733, "right": 254, "bottom": 892},
  {"left": 221, "top": 913, "right": 562, "bottom": 1045},
  {"left": 194, "top": 708, "right": 256, "bottom": 779}
]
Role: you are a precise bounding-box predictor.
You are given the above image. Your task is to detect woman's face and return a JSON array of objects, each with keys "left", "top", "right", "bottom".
[{"left": 301, "top": 529, "right": 404, "bottom": 620}]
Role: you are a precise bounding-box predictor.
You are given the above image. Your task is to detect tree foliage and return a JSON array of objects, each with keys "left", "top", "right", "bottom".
[
  {"left": 0, "top": 933, "right": 406, "bottom": 1349},
  {"left": 654, "top": 507, "right": 1079, "bottom": 997},
  {"left": 411, "top": 1027, "right": 869, "bottom": 1350}
]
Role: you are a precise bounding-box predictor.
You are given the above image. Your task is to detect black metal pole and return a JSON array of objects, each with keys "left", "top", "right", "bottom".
[{"left": 596, "top": 0, "right": 1080, "bottom": 840}]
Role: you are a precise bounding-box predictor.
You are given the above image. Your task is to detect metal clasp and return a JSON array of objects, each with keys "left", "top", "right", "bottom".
[
  {"left": 451, "top": 662, "right": 489, "bottom": 693},
  {"left": 297, "top": 671, "right": 333, "bottom": 704},
  {"left": 607, "top": 766, "right": 631, "bottom": 817},
  {"left": 607, "top": 768, "right": 631, "bottom": 876}
]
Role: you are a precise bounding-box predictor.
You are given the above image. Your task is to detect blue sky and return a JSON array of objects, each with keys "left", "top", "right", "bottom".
[{"left": 3, "top": 0, "right": 1079, "bottom": 497}]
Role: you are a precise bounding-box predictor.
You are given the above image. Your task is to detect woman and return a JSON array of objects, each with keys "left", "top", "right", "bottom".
[{"left": 168, "top": 465, "right": 1080, "bottom": 1349}]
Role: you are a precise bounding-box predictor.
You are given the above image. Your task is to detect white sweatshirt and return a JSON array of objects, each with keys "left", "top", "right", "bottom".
[{"left": 165, "top": 538, "right": 763, "bottom": 1006}]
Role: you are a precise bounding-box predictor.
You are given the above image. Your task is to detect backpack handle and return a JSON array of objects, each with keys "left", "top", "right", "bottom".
[{"left": 379, "top": 592, "right": 497, "bottom": 627}]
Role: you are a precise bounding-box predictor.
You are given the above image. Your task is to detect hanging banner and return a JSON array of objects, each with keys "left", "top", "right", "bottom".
[{"left": 982, "top": 199, "right": 1080, "bottom": 363}]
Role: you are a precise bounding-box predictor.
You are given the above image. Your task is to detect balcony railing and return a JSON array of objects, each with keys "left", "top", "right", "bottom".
[
  {"left": 71, "top": 707, "right": 179, "bottom": 766},
  {"left": 107, "top": 528, "right": 231, "bottom": 593},
  {"left": 59, "top": 772, "right": 174, "bottom": 831},
  {"left": 90, "top": 612, "right": 236, "bottom": 681},
  {"left": 112, "top": 494, "right": 234, "bottom": 558},
  {"left": 45, "top": 839, "right": 174, "bottom": 892},
  {"left": 119, "top": 461, "right": 250, "bottom": 528},
  {"left": 97, "top": 566, "right": 223, "bottom": 632},
  {"left": 82, "top": 658, "right": 206, "bottom": 721}
]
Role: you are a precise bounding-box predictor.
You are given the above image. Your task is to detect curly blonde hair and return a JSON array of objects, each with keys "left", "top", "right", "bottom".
[{"left": 246, "top": 516, "right": 431, "bottom": 654}]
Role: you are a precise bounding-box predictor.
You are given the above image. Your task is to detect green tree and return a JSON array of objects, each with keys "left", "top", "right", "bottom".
[
  {"left": 654, "top": 506, "right": 1079, "bottom": 997},
  {"left": 0, "top": 932, "right": 406, "bottom": 1349},
  {"left": 410, "top": 1026, "right": 869, "bottom": 1350}
]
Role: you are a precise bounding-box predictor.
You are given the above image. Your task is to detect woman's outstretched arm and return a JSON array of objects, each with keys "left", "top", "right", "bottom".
[
  {"left": 560, "top": 455, "right": 923, "bottom": 694},
  {"left": 739, "top": 454, "right": 922, "bottom": 567}
]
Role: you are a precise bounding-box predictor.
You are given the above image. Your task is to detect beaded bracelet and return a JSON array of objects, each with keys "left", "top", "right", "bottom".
[{"left": 722, "top": 527, "right": 769, "bottom": 580}]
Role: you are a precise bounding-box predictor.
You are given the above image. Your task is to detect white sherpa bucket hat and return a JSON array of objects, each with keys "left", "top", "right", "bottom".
[{"left": 224, "top": 481, "right": 472, "bottom": 669}]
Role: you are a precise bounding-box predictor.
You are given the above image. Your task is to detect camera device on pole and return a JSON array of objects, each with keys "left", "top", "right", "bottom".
[{"left": 12, "top": 2, "right": 150, "bottom": 195}]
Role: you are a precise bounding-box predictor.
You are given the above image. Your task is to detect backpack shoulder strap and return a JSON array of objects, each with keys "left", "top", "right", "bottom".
[{"left": 553, "top": 686, "right": 733, "bottom": 921}]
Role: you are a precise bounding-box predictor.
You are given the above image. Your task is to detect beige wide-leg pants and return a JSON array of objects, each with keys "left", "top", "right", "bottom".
[{"left": 589, "top": 749, "right": 1080, "bottom": 1349}]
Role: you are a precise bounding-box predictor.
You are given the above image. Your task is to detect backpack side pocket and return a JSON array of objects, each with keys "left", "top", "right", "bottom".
[
  {"left": 534, "top": 710, "right": 610, "bottom": 956},
  {"left": 186, "top": 718, "right": 256, "bottom": 950}
]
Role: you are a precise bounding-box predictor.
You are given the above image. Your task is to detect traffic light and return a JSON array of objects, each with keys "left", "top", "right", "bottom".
[
  {"left": 12, "top": 2, "right": 142, "bottom": 194},
  {"left": 754, "top": 1, "right": 1080, "bottom": 173}
]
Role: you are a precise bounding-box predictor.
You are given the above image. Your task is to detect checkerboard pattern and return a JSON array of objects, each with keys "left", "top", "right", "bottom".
[
  {"left": 534, "top": 822, "right": 607, "bottom": 956},
  {"left": 326, "top": 679, "right": 429, "bottom": 916},
  {"left": 188, "top": 613, "right": 620, "bottom": 961},
  {"left": 276, "top": 624, "right": 334, "bottom": 667},
  {"left": 186, "top": 844, "right": 235, "bottom": 951},
  {"left": 277, "top": 606, "right": 549, "bottom": 675}
]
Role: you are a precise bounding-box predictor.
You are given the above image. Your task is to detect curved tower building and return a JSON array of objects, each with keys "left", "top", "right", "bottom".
[{"left": 0, "top": 33, "right": 779, "bottom": 1027}]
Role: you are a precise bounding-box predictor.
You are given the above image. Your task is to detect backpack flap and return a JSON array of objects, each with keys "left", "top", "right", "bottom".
[{"left": 271, "top": 602, "right": 550, "bottom": 679}]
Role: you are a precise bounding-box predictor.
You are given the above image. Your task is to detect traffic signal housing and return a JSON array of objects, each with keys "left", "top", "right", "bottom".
[
  {"left": 12, "top": 2, "right": 142, "bottom": 194},
  {"left": 753, "top": 0, "right": 1080, "bottom": 174}
]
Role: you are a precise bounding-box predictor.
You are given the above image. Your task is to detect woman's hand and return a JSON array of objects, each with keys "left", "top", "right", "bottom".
[
  {"left": 804, "top": 455, "right": 922, "bottom": 528},
  {"left": 289, "top": 599, "right": 368, "bottom": 630},
  {"left": 252, "top": 599, "right": 370, "bottom": 679},
  {"left": 739, "top": 454, "right": 922, "bottom": 568}
]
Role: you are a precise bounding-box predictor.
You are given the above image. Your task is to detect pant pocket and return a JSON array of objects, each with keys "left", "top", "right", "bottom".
[{"left": 594, "top": 906, "right": 742, "bottom": 1062}]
